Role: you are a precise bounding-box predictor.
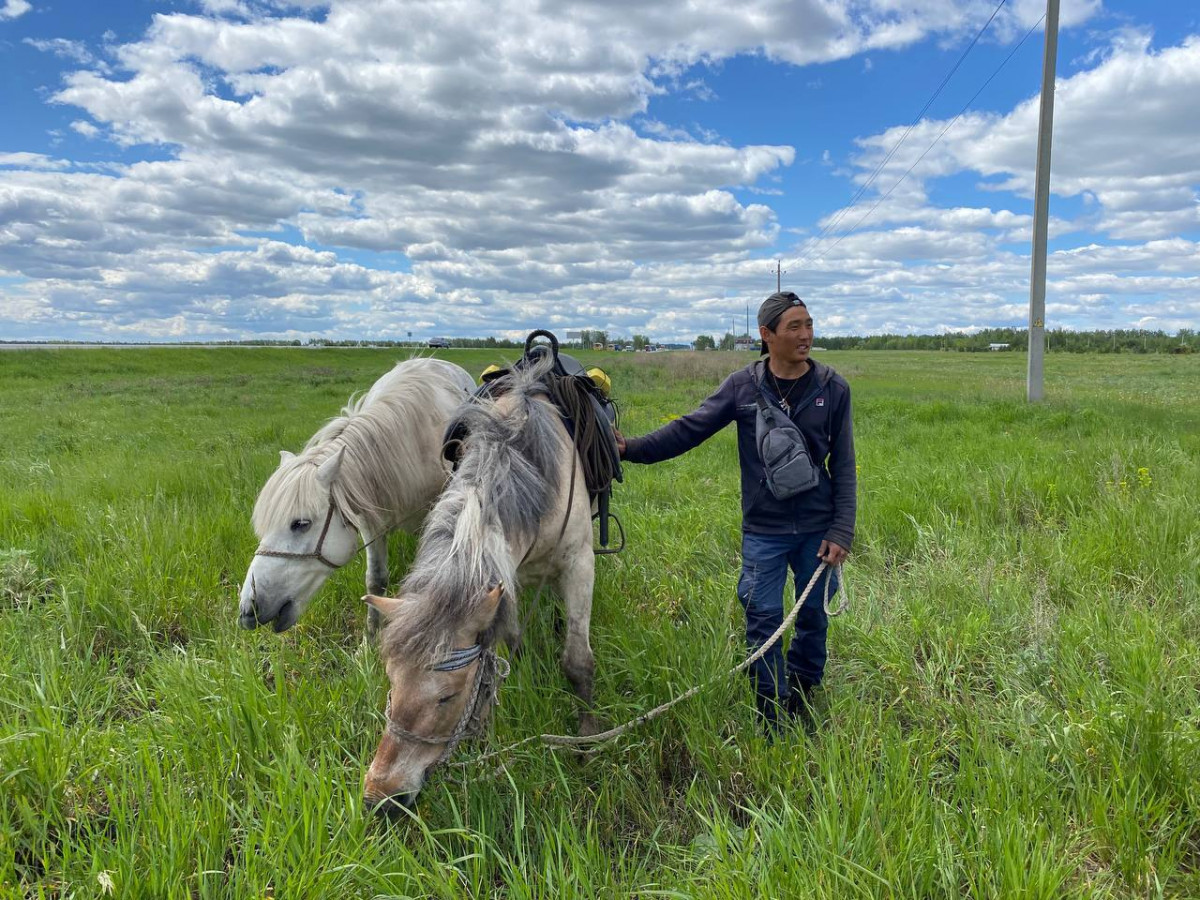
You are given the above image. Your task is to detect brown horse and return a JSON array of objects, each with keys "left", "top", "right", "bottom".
[{"left": 362, "top": 358, "right": 600, "bottom": 814}]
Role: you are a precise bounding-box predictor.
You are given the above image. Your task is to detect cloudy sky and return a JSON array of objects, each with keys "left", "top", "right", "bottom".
[{"left": 1, "top": 0, "right": 1198, "bottom": 342}]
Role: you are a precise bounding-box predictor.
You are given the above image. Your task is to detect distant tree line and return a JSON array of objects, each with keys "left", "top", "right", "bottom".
[
  {"left": 301, "top": 337, "right": 526, "bottom": 348},
  {"left": 688, "top": 328, "right": 1196, "bottom": 354},
  {"left": 14, "top": 327, "right": 1191, "bottom": 353},
  {"left": 818, "top": 328, "right": 1195, "bottom": 353},
  {"left": 572, "top": 330, "right": 658, "bottom": 350}
]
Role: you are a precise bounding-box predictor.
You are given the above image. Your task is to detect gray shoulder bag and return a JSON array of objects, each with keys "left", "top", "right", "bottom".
[{"left": 753, "top": 365, "right": 820, "bottom": 500}]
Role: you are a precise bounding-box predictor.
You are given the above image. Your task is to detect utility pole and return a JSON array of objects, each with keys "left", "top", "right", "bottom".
[
  {"left": 775, "top": 260, "right": 783, "bottom": 292},
  {"left": 1027, "top": 0, "right": 1060, "bottom": 402},
  {"left": 745, "top": 303, "right": 750, "bottom": 339}
]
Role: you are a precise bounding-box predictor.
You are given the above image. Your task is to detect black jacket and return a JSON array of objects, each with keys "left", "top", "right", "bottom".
[{"left": 623, "top": 358, "right": 856, "bottom": 547}]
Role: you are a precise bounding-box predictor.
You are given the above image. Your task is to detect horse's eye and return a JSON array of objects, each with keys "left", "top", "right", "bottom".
[
  {"left": 437, "top": 692, "right": 460, "bottom": 705},
  {"left": 290, "top": 519, "right": 312, "bottom": 533}
]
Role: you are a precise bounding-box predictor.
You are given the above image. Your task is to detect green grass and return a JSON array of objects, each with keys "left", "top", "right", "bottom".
[{"left": 2, "top": 347, "right": 1198, "bottom": 898}]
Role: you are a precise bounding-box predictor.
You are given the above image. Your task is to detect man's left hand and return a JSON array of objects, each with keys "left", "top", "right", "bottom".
[{"left": 817, "top": 540, "right": 848, "bottom": 567}]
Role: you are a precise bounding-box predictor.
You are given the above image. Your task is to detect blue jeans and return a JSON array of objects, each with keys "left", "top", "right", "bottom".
[{"left": 737, "top": 530, "right": 838, "bottom": 701}]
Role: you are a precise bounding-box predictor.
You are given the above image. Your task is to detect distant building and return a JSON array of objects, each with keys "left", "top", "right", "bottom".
[
  {"left": 988, "top": 343, "right": 1011, "bottom": 351},
  {"left": 734, "top": 336, "right": 757, "bottom": 351}
]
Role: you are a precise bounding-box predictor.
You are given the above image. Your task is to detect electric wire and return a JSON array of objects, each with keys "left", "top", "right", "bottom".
[
  {"left": 809, "top": 13, "right": 1046, "bottom": 264},
  {"left": 792, "top": 0, "right": 1010, "bottom": 266}
]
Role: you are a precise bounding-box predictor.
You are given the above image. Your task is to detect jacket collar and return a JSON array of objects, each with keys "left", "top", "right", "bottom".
[{"left": 750, "top": 357, "right": 832, "bottom": 388}]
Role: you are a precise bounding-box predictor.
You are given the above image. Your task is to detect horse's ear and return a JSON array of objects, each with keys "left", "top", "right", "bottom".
[
  {"left": 465, "top": 583, "right": 504, "bottom": 633},
  {"left": 316, "top": 447, "right": 344, "bottom": 488},
  {"left": 363, "top": 593, "right": 405, "bottom": 620},
  {"left": 279, "top": 449, "right": 296, "bottom": 465}
]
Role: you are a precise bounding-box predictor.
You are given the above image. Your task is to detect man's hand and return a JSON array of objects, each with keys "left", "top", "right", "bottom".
[
  {"left": 613, "top": 428, "right": 627, "bottom": 458},
  {"left": 817, "top": 539, "right": 848, "bottom": 567}
]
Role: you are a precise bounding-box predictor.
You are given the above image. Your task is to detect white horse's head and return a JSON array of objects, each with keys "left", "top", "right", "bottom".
[{"left": 239, "top": 447, "right": 359, "bottom": 632}]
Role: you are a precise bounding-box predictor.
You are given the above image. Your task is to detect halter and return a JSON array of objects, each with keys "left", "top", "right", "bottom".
[
  {"left": 253, "top": 493, "right": 344, "bottom": 569},
  {"left": 382, "top": 645, "right": 511, "bottom": 772}
]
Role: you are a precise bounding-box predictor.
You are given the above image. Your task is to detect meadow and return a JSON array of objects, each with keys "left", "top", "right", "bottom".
[{"left": 1, "top": 346, "right": 1198, "bottom": 899}]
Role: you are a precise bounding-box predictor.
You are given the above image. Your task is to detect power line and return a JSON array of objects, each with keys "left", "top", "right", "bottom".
[
  {"left": 792, "top": 0, "right": 1010, "bottom": 267},
  {"left": 807, "top": 13, "right": 1046, "bottom": 265}
]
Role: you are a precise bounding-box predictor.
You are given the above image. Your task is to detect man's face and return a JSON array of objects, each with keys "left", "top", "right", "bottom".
[{"left": 760, "top": 305, "right": 814, "bottom": 364}]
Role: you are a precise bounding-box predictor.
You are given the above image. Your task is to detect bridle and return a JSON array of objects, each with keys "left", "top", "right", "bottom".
[
  {"left": 382, "top": 644, "right": 511, "bottom": 772},
  {"left": 252, "top": 492, "right": 347, "bottom": 570}
]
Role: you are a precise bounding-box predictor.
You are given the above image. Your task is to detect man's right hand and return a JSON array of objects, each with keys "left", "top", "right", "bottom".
[
  {"left": 817, "top": 539, "right": 848, "bottom": 567},
  {"left": 613, "top": 429, "right": 627, "bottom": 458}
]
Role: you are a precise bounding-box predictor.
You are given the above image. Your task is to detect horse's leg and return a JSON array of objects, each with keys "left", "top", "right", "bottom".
[
  {"left": 364, "top": 532, "right": 389, "bottom": 637},
  {"left": 558, "top": 552, "right": 602, "bottom": 736}
]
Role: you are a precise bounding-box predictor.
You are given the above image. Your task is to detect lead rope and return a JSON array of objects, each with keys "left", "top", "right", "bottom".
[
  {"left": 824, "top": 561, "right": 848, "bottom": 616},
  {"left": 451, "top": 560, "right": 847, "bottom": 769}
]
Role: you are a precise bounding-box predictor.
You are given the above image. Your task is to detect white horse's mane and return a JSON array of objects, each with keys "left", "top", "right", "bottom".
[{"left": 252, "top": 358, "right": 467, "bottom": 537}]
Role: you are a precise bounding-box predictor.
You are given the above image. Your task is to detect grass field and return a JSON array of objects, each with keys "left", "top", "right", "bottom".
[{"left": 2, "top": 347, "right": 1198, "bottom": 899}]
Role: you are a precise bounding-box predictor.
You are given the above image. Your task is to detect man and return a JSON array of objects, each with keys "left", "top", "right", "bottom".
[{"left": 616, "top": 291, "right": 856, "bottom": 730}]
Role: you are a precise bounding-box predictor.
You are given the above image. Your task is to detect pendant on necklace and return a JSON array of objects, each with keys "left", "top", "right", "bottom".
[{"left": 779, "top": 399, "right": 790, "bottom": 412}]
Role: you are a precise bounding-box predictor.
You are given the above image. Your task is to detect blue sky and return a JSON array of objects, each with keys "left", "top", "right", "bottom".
[{"left": 2, "top": 0, "right": 1198, "bottom": 342}]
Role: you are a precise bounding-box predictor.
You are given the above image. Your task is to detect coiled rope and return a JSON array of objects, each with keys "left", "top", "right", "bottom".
[{"left": 540, "top": 372, "right": 619, "bottom": 501}]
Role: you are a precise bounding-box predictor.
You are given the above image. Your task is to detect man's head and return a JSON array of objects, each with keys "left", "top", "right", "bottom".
[{"left": 757, "top": 291, "right": 813, "bottom": 363}]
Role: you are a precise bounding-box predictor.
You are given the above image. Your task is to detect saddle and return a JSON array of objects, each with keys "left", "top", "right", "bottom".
[{"left": 442, "top": 330, "right": 625, "bottom": 552}]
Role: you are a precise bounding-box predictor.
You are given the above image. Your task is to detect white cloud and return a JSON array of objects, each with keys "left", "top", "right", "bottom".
[
  {"left": 23, "top": 37, "right": 95, "bottom": 65},
  {"left": 839, "top": 29, "right": 1200, "bottom": 243},
  {"left": 0, "top": 152, "right": 70, "bottom": 170},
  {"left": 0, "top": 0, "right": 31, "bottom": 21},
  {"left": 6, "top": 0, "right": 1197, "bottom": 342}
]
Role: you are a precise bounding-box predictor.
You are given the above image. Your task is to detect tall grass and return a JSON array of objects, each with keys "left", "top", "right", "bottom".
[{"left": 1, "top": 347, "right": 1198, "bottom": 898}]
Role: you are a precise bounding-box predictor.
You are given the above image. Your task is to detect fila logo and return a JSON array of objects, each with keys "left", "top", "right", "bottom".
[{"left": 815, "top": 397, "right": 825, "bottom": 407}]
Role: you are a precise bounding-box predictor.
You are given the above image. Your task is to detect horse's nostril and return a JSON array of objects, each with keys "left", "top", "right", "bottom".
[{"left": 366, "top": 792, "right": 416, "bottom": 818}]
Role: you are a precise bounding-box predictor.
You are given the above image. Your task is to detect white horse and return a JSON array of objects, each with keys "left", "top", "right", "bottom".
[
  {"left": 239, "top": 357, "right": 475, "bottom": 634},
  {"left": 361, "top": 357, "right": 601, "bottom": 814}
]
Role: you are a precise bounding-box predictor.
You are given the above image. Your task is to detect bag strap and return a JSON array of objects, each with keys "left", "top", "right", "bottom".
[
  {"left": 753, "top": 360, "right": 808, "bottom": 433},
  {"left": 753, "top": 360, "right": 781, "bottom": 412}
]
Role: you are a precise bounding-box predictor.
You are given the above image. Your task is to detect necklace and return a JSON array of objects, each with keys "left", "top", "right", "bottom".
[{"left": 770, "top": 369, "right": 802, "bottom": 412}]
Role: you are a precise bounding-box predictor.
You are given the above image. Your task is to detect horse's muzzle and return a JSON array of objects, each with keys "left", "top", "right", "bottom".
[
  {"left": 237, "top": 598, "right": 296, "bottom": 632},
  {"left": 366, "top": 791, "right": 417, "bottom": 819}
]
